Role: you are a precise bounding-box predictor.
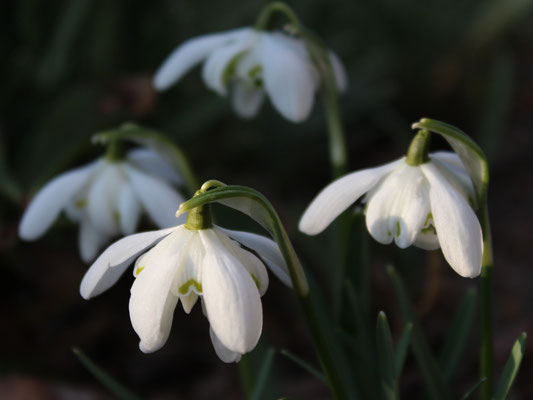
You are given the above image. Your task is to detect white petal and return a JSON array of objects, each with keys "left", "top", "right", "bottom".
[
  {"left": 202, "top": 32, "right": 256, "bottom": 96},
  {"left": 117, "top": 183, "right": 141, "bottom": 235},
  {"left": 87, "top": 164, "right": 124, "bottom": 236},
  {"left": 129, "top": 228, "right": 193, "bottom": 353},
  {"left": 299, "top": 159, "right": 403, "bottom": 235},
  {"left": 430, "top": 152, "right": 477, "bottom": 208},
  {"left": 421, "top": 163, "right": 483, "bottom": 278},
  {"left": 79, "top": 218, "right": 108, "bottom": 263},
  {"left": 260, "top": 33, "right": 318, "bottom": 122},
  {"left": 209, "top": 327, "right": 242, "bottom": 363},
  {"left": 329, "top": 51, "right": 348, "bottom": 92},
  {"left": 18, "top": 161, "right": 99, "bottom": 240},
  {"left": 231, "top": 82, "right": 265, "bottom": 119},
  {"left": 80, "top": 227, "right": 176, "bottom": 299},
  {"left": 365, "top": 164, "right": 430, "bottom": 248},
  {"left": 213, "top": 228, "right": 269, "bottom": 296},
  {"left": 124, "top": 166, "right": 185, "bottom": 228},
  {"left": 200, "top": 230, "right": 262, "bottom": 354},
  {"left": 414, "top": 216, "right": 440, "bottom": 251},
  {"left": 127, "top": 148, "right": 182, "bottom": 186},
  {"left": 180, "top": 293, "right": 199, "bottom": 315},
  {"left": 219, "top": 227, "right": 291, "bottom": 288},
  {"left": 153, "top": 28, "right": 252, "bottom": 90}
]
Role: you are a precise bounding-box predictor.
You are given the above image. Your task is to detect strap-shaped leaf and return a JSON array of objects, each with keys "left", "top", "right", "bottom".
[
  {"left": 387, "top": 266, "right": 452, "bottom": 400},
  {"left": 376, "top": 312, "right": 399, "bottom": 400},
  {"left": 461, "top": 377, "right": 487, "bottom": 400},
  {"left": 178, "top": 185, "right": 309, "bottom": 296},
  {"left": 280, "top": 349, "right": 327, "bottom": 384},
  {"left": 395, "top": 322, "right": 413, "bottom": 378},
  {"left": 439, "top": 288, "right": 477, "bottom": 381},
  {"left": 73, "top": 347, "right": 141, "bottom": 400},
  {"left": 250, "top": 348, "right": 276, "bottom": 400},
  {"left": 412, "top": 118, "right": 489, "bottom": 205},
  {"left": 493, "top": 332, "right": 527, "bottom": 400},
  {"left": 93, "top": 123, "right": 198, "bottom": 196}
]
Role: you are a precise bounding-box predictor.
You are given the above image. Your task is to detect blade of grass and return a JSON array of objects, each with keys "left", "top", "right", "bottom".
[
  {"left": 72, "top": 347, "right": 141, "bottom": 400},
  {"left": 387, "top": 266, "right": 451, "bottom": 400},
  {"left": 493, "top": 332, "right": 527, "bottom": 400},
  {"left": 250, "top": 348, "right": 276, "bottom": 400},
  {"left": 280, "top": 349, "right": 327, "bottom": 384},
  {"left": 439, "top": 288, "right": 477, "bottom": 381},
  {"left": 461, "top": 377, "right": 487, "bottom": 400},
  {"left": 395, "top": 322, "right": 413, "bottom": 377},
  {"left": 376, "top": 312, "right": 399, "bottom": 400}
]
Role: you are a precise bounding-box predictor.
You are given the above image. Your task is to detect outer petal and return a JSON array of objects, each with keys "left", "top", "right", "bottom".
[
  {"left": 231, "top": 82, "right": 265, "bottom": 119},
  {"left": 153, "top": 28, "right": 252, "bottom": 90},
  {"left": 260, "top": 33, "right": 318, "bottom": 122},
  {"left": 329, "top": 51, "right": 348, "bottom": 92},
  {"left": 219, "top": 227, "right": 291, "bottom": 288},
  {"left": 200, "top": 230, "right": 262, "bottom": 354},
  {"left": 214, "top": 228, "right": 269, "bottom": 296},
  {"left": 124, "top": 165, "right": 186, "bottom": 228},
  {"left": 299, "top": 158, "right": 403, "bottom": 235},
  {"left": 421, "top": 163, "right": 483, "bottom": 278},
  {"left": 127, "top": 148, "right": 182, "bottom": 185},
  {"left": 87, "top": 164, "right": 123, "bottom": 236},
  {"left": 365, "top": 164, "right": 430, "bottom": 248},
  {"left": 79, "top": 218, "right": 108, "bottom": 263},
  {"left": 117, "top": 183, "right": 141, "bottom": 235},
  {"left": 209, "top": 327, "right": 242, "bottom": 363},
  {"left": 80, "top": 227, "right": 176, "bottom": 299},
  {"left": 202, "top": 32, "right": 256, "bottom": 96},
  {"left": 18, "top": 161, "right": 99, "bottom": 240},
  {"left": 129, "top": 228, "right": 193, "bottom": 353}
]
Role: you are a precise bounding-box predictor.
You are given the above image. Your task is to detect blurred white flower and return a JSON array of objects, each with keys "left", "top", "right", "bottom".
[
  {"left": 299, "top": 152, "right": 483, "bottom": 278},
  {"left": 153, "top": 27, "right": 347, "bottom": 123},
  {"left": 19, "top": 148, "right": 185, "bottom": 262},
  {"left": 80, "top": 224, "right": 291, "bottom": 363}
]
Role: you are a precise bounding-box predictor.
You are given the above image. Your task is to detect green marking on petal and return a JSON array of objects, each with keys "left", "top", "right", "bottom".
[
  {"left": 223, "top": 53, "right": 245, "bottom": 85},
  {"left": 251, "top": 273, "right": 260, "bottom": 290},
  {"left": 75, "top": 199, "right": 87, "bottom": 209},
  {"left": 113, "top": 210, "right": 120, "bottom": 223},
  {"left": 396, "top": 221, "right": 401, "bottom": 237},
  {"left": 248, "top": 65, "right": 262, "bottom": 79},
  {"left": 135, "top": 266, "right": 144, "bottom": 276},
  {"left": 178, "top": 279, "right": 202, "bottom": 295}
]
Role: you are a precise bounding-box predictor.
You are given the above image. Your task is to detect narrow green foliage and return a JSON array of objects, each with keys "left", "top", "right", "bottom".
[
  {"left": 439, "top": 288, "right": 477, "bottom": 381},
  {"left": 387, "top": 266, "right": 451, "bottom": 400},
  {"left": 461, "top": 377, "right": 487, "bottom": 400},
  {"left": 394, "top": 323, "right": 413, "bottom": 377},
  {"left": 72, "top": 347, "right": 141, "bottom": 400},
  {"left": 493, "top": 332, "right": 527, "bottom": 400},
  {"left": 250, "top": 348, "right": 276, "bottom": 400},
  {"left": 376, "top": 312, "right": 399, "bottom": 400},
  {"left": 280, "top": 349, "right": 327, "bottom": 384}
]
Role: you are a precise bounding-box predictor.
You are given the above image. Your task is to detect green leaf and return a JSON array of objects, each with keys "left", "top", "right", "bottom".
[
  {"left": 395, "top": 322, "right": 413, "bottom": 378},
  {"left": 438, "top": 288, "right": 477, "bottom": 381},
  {"left": 72, "top": 347, "right": 142, "bottom": 400},
  {"left": 376, "top": 312, "right": 399, "bottom": 400},
  {"left": 93, "top": 123, "right": 199, "bottom": 196},
  {"left": 412, "top": 118, "right": 489, "bottom": 205},
  {"left": 461, "top": 377, "right": 487, "bottom": 400},
  {"left": 387, "top": 266, "right": 452, "bottom": 400},
  {"left": 280, "top": 349, "right": 327, "bottom": 384},
  {"left": 493, "top": 332, "right": 527, "bottom": 400},
  {"left": 177, "top": 184, "right": 309, "bottom": 296},
  {"left": 250, "top": 348, "right": 276, "bottom": 400}
]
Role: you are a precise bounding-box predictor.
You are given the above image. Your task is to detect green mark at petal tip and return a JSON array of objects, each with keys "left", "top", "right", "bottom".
[
  {"left": 396, "top": 221, "right": 401, "bottom": 237},
  {"left": 179, "top": 279, "right": 202, "bottom": 295},
  {"left": 75, "top": 199, "right": 87, "bottom": 209},
  {"left": 251, "top": 273, "right": 260, "bottom": 290},
  {"left": 113, "top": 210, "right": 120, "bottom": 223},
  {"left": 135, "top": 266, "right": 144, "bottom": 276}
]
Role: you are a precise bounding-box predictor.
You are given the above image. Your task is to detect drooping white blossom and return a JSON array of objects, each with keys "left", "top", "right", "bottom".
[
  {"left": 153, "top": 28, "right": 347, "bottom": 123},
  {"left": 18, "top": 148, "right": 185, "bottom": 262},
  {"left": 299, "top": 152, "right": 483, "bottom": 278},
  {"left": 80, "top": 224, "right": 291, "bottom": 363}
]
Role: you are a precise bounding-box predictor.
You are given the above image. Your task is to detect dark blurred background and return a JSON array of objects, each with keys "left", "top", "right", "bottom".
[{"left": 1, "top": 0, "right": 533, "bottom": 399}]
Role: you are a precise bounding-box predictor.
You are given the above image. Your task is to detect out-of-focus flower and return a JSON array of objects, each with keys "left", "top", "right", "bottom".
[
  {"left": 19, "top": 148, "right": 185, "bottom": 262},
  {"left": 299, "top": 151, "right": 483, "bottom": 278},
  {"left": 80, "top": 223, "right": 290, "bottom": 363},
  {"left": 153, "top": 28, "right": 347, "bottom": 123}
]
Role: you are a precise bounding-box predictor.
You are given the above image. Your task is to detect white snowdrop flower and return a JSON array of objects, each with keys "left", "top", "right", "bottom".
[
  {"left": 299, "top": 151, "right": 483, "bottom": 278},
  {"left": 153, "top": 27, "right": 347, "bottom": 123},
  {"left": 18, "top": 148, "right": 185, "bottom": 263},
  {"left": 79, "top": 222, "right": 291, "bottom": 363}
]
